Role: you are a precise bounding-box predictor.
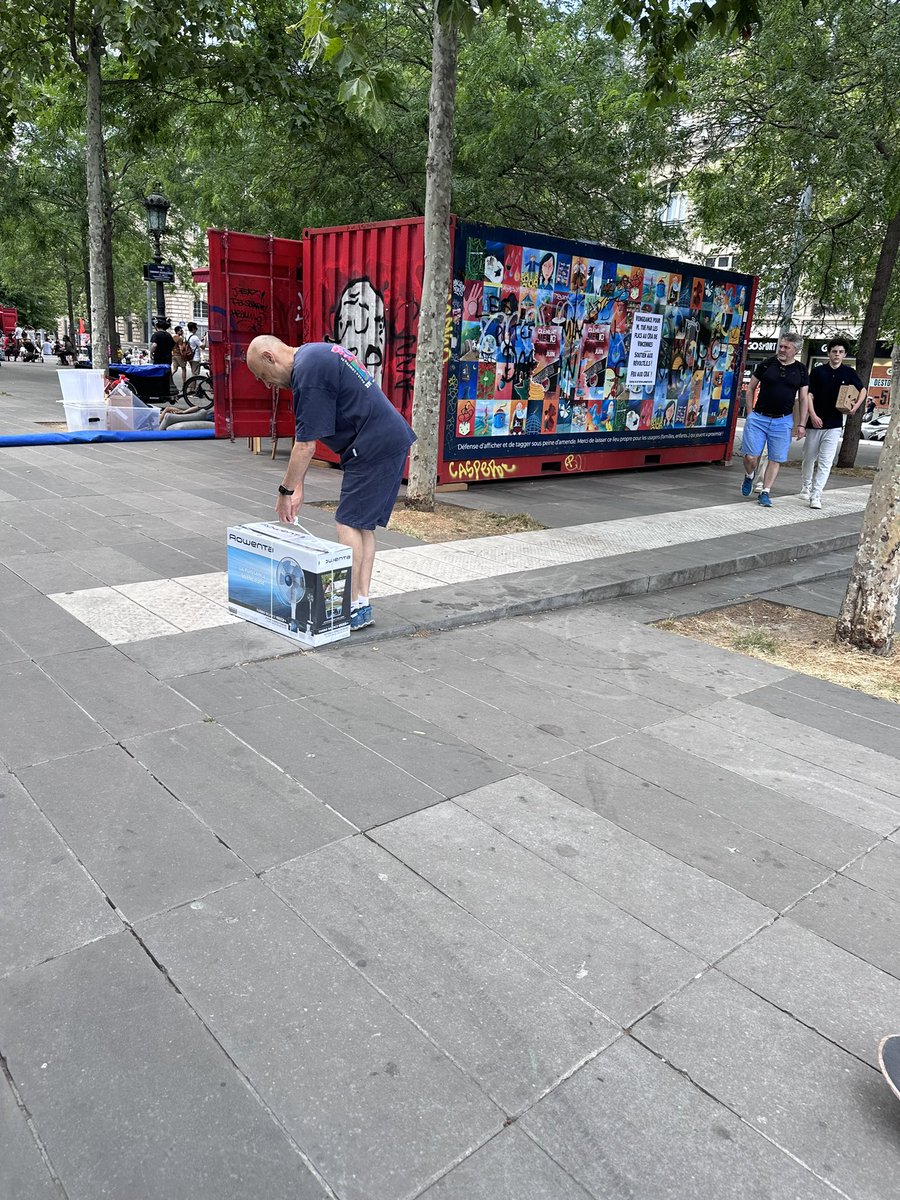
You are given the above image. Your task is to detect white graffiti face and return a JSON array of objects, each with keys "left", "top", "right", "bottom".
[{"left": 334, "top": 279, "right": 386, "bottom": 386}]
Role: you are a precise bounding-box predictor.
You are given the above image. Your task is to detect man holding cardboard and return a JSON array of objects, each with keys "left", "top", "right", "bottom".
[
  {"left": 800, "top": 336, "right": 866, "bottom": 509},
  {"left": 246, "top": 337, "right": 415, "bottom": 631}
]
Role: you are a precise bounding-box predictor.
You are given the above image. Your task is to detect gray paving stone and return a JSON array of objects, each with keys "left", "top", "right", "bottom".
[
  {"left": 126, "top": 722, "right": 354, "bottom": 870},
  {"left": 119, "top": 621, "right": 293, "bottom": 679},
  {"left": 844, "top": 839, "right": 900, "bottom": 903},
  {"left": 0, "top": 562, "right": 37, "bottom": 603},
  {"left": 771, "top": 671, "right": 900, "bottom": 730},
  {"left": 301, "top": 686, "right": 516, "bottom": 797},
  {"left": 372, "top": 802, "right": 704, "bottom": 1025},
  {"left": 158, "top": 534, "right": 227, "bottom": 570},
  {"left": 456, "top": 775, "right": 771, "bottom": 961},
  {"left": 0, "top": 661, "right": 113, "bottom": 769},
  {"left": 592, "top": 733, "right": 876, "bottom": 870},
  {"left": 0, "top": 1072, "right": 61, "bottom": 1199},
  {"left": 702, "top": 698, "right": 900, "bottom": 797},
  {"left": 219, "top": 702, "right": 442, "bottom": 829},
  {"left": 0, "top": 771, "right": 121, "bottom": 976},
  {"left": 242, "top": 653, "right": 355, "bottom": 700},
  {"left": 651, "top": 714, "right": 900, "bottom": 834},
  {"left": 378, "top": 670, "right": 580, "bottom": 769},
  {"left": 789, "top": 874, "right": 900, "bottom": 979},
  {"left": 169, "top": 663, "right": 290, "bottom": 716},
  {"left": 0, "top": 591, "right": 106, "bottom": 660},
  {"left": 1, "top": 550, "right": 103, "bottom": 594},
  {"left": 39, "top": 646, "right": 201, "bottom": 740},
  {"left": 520, "top": 1034, "right": 835, "bottom": 1200},
  {"left": 19, "top": 746, "right": 249, "bottom": 922},
  {"left": 633, "top": 969, "right": 899, "bottom": 1200},
  {"left": 420, "top": 1128, "right": 593, "bottom": 1200},
  {"left": 139, "top": 878, "right": 502, "bottom": 1200},
  {"left": 0, "top": 933, "right": 323, "bottom": 1200},
  {"left": 564, "top": 749, "right": 831, "bottom": 908},
  {"left": 1, "top": 509, "right": 100, "bottom": 553},
  {"left": 741, "top": 683, "right": 900, "bottom": 758},
  {"left": 0, "top": 628, "right": 27, "bottom": 665},
  {"left": 426, "top": 656, "right": 634, "bottom": 750},
  {"left": 104, "top": 537, "right": 210, "bottom": 578},
  {"left": 268, "top": 835, "right": 616, "bottom": 1114},
  {"left": 720, "top": 919, "right": 900, "bottom": 1069},
  {"left": 54, "top": 543, "right": 161, "bottom": 585}
]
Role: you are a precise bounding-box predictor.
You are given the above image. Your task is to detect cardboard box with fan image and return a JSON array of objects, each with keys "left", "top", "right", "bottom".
[{"left": 226, "top": 522, "right": 352, "bottom": 647}]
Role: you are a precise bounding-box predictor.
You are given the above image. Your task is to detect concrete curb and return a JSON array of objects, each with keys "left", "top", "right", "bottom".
[{"left": 343, "top": 522, "right": 861, "bottom": 648}]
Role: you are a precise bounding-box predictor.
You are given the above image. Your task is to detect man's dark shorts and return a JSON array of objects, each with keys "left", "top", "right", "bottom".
[{"left": 336, "top": 449, "right": 408, "bottom": 530}]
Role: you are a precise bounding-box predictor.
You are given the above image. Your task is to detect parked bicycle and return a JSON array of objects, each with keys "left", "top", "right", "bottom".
[{"left": 182, "top": 360, "right": 213, "bottom": 408}]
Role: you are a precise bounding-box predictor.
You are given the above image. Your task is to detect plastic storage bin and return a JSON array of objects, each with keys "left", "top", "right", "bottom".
[
  {"left": 60, "top": 402, "right": 108, "bottom": 431},
  {"left": 57, "top": 369, "right": 105, "bottom": 406}
]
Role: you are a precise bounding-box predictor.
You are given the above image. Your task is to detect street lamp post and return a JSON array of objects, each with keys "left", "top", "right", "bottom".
[{"left": 143, "top": 187, "right": 171, "bottom": 324}]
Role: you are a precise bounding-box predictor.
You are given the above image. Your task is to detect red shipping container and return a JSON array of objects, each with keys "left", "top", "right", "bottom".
[{"left": 202, "top": 219, "right": 757, "bottom": 483}]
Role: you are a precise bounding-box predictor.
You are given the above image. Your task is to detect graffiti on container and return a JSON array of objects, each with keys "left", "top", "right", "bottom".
[
  {"left": 229, "top": 286, "right": 268, "bottom": 332},
  {"left": 447, "top": 458, "right": 517, "bottom": 482},
  {"left": 564, "top": 454, "right": 584, "bottom": 471},
  {"left": 331, "top": 278, "right": 386, "bottom": 387}
]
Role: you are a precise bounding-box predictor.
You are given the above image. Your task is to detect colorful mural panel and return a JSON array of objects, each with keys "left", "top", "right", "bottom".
[{"left": 445, "top": 222, "right": 755, "bottom": 462}]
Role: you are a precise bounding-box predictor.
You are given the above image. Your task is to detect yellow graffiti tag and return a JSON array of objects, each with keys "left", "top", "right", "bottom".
[
  {"left": 448, "top": 459, "right": 517, "bottom": 482},
  {"left": 563, "top": 454, "right": 583, "bottom": 472}
]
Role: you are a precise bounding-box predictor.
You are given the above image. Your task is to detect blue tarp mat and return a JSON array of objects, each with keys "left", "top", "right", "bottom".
[
  {"left": 110, "top": 363, "right": 171, "bottom": 378},
  {"left": 0, "top": 429, "right": 215, "bottom": 447}
]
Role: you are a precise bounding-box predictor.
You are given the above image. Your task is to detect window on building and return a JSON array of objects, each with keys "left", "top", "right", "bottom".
[
  {"left": 661, "top": 191, "right": 687, "bottom": 226},
  {"left": 192, "top": 298, "right": 208, "bottom": 320},
  {"left": 704, "top": 253, "right": 735, "bottom": 270}
]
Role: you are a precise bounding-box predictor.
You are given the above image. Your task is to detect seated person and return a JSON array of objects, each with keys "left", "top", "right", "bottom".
[{"left": 159, "top": 389, "right": 214, "bottom": 430}]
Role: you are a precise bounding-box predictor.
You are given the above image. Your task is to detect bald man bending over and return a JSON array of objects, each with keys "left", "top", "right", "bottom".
[{"left": 246, "top": 337, "right": 415, "bottom": 631}]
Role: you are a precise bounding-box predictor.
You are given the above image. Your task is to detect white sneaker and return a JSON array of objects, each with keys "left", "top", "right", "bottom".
[
  {"left": 753, "top": 480, "right": 765, "bottom": 493},
  {"left": 810, "top": 497, "right": 822, "bottom": 509},
  {"left": 799, "top": 488, "right": 811, "bottom": 501}
]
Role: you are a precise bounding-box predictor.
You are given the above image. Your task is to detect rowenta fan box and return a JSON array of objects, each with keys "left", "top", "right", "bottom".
[{"left": 226, "top": 522, "right": 352, "bottom": 648}]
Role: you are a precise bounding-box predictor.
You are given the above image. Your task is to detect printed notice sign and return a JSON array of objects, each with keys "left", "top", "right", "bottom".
[{"left": 626, "top": 312, "right": 664, "bottom": 389}]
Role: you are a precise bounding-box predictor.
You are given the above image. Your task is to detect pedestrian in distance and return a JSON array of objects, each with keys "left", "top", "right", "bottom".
[
  {"left": 245, "top": 336, "right": 416, "bottom": 632},
  {"left": 149, "top": 318, "right": 175, "bottom": 368},
  {"left": 800, "top": 336, "right": 866, "bottom": 509},
  {"left": 184, "top": 322, "right": 202, "bottom": 378},
  {"left": 739, "top": 331, "right": 809, "bottom": 507},
  {"left": 171, "top": 325, "right": 188, "bottom": 393}
]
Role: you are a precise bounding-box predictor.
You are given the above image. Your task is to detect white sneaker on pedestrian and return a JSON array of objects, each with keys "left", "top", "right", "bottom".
[
  {"left": 753, "top": 479, "right": 765, "bottom": 493},
  {"left": 810, "top": 497, "right": 822, "bottom": 509},
  {"left": 799, "top": 487, "right": 811, "bottom": 501}
]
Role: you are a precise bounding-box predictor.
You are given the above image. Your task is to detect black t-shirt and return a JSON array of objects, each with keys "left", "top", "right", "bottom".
[
  {"left": 752, "top": 357, "right": 809, "bottom": 417},
  {"left": 150, "top": 330, "right": 174, "bottom": 365},
  {"left": 291, "top": 343, "right": 415, "bottom": 462},
  {"left": 809, "top": 362, "right": 863, "bottom": 429}
]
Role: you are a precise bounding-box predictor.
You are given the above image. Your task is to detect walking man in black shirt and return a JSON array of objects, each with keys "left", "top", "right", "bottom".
[
  {"left": 800, "top": 337, "right": 866, "bottom": 509},
  {"left": 149, "top": 319, "right": 174, "bottom": 367},
  {"left": 740, "top": 331, "right": 809, "bottom": 507}
]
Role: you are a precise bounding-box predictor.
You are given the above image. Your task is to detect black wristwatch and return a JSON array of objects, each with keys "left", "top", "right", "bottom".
[{"left": 278, "top": 484, "right": 294, "bottom": 496}]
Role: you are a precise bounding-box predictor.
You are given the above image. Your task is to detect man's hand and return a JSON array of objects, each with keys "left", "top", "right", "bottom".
[
  {"left": 275, "top": 484, "right": 304, "bottom": 524},
  {"left": 794, "top": 425, "right": 806, "bottom": 440},
  {"left": 809, "top": 413, "right": 823, "bottom": 428}
]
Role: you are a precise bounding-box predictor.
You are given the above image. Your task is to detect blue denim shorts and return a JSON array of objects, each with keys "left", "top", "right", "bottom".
[{"left": 741, "top": 411, "right": 793, "bottom": 463}]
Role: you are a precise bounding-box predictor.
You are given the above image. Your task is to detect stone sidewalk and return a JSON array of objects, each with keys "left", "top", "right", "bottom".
[{"left": 2, "top": 370, "right": 900, "bottom": 1199}]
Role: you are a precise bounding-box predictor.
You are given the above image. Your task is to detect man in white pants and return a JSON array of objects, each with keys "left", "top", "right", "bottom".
[{"left": 801, "top": 337, "right": 866, "bottom": 509}]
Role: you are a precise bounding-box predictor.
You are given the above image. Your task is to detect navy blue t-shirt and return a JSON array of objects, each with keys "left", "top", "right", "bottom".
[{"left": 291, "top": 343, "right": 415, "bottom": 462}]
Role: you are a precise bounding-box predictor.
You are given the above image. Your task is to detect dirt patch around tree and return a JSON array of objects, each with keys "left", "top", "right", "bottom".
[
  {"left": 308, "top": 499, "right": 545, "bottom": 542},
  {"left": 656, "top": 599, "right": 900, "bottom": 703}
]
